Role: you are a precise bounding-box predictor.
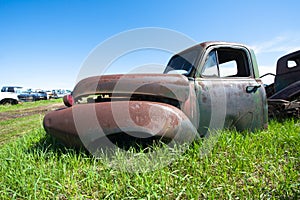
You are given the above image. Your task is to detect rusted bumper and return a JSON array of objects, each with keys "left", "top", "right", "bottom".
[{"left": 43, "top": 101, "right": 197, "bottom": 149}]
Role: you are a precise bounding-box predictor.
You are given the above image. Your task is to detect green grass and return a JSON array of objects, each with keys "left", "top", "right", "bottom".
[
  {"left": 0, "top": 98, "right": 62, "bottom": 112},
  {"left": 0, "top": 114, "right": 44, "bottom": 144},
  {"left": 0, "top": 114, "right": 299, "bottom": 199}
]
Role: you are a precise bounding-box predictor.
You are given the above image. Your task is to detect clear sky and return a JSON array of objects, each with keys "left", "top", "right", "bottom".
[{"left": 1, "top": 0, "right": 300, "bottom": 89}]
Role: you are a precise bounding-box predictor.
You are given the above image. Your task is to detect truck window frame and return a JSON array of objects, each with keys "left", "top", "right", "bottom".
[{"left": 197, "top": 46, "right": 254, "bottom": 79}]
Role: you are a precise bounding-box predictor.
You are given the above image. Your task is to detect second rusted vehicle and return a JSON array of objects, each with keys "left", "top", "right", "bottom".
[
  {"left": 44, "top": 41, "right": 269, "bottom": 150},
  {"left": 262, "top": 50, "right": 300, "bottom": 118}
]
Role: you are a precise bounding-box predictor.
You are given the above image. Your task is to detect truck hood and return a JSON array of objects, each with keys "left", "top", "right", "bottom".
[{"left": 72, "top": 74, "right": 190, "bottom": 103}]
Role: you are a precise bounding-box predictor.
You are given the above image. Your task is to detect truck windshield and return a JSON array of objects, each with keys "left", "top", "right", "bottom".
[{"left": 164, "top": 48, "right": 200, "bottom": 75}]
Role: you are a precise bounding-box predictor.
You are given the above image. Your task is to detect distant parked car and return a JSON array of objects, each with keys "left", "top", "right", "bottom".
[
  {"left": 1, "top": 87, "right": 47, "bottom": 102},
  {"left": 18, "top": 89, "right": 47, "bottom": 102},
  {"left": 32, "top": 90, "right": 48, "bottom": 101},
  {"left": 44, "top": 90, "right": 53, "bottom": 99},
  {"left": 51, "top": 89, "right": 71, "bottom": 99},
  {"left": 17, "top": 90, "right": 35, "bottom": 102},
  {"left": 0, "top": 86, "right": 20, "bottom": 105}
]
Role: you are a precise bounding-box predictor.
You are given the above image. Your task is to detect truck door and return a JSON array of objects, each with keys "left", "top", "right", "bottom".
[{"left": 195, "top": 46, "right": 265, "bottom": 135}]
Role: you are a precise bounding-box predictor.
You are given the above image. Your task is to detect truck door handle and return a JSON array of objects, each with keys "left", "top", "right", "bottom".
[{"left": 246, "top": 85, "right": 261, "bottom": 93}]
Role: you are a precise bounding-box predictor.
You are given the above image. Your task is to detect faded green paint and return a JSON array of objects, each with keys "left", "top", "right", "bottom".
[{"left": 250, "top": 49, "right": 260, "bottom": 78}]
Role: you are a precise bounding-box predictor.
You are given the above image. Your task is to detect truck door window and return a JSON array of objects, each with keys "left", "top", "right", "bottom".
[
  {"left": 217, "top": 48, "right": 250, "bottom": 78},
  {"left": 200, "top": 48, "right": 250, "bottom": 78}
]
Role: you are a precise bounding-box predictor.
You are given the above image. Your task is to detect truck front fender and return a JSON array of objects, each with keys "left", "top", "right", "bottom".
[{"left": 43, "top": 101, "right": 198, "bottom": 150}]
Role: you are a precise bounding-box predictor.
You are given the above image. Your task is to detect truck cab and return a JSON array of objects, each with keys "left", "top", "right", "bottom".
[{"left": 165, "top": 42, "right": 268, "bottom": 134}]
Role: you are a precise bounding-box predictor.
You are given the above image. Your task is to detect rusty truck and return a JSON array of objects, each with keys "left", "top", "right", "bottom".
[
  {"left": 262, "top": 50, "right": 300, "bottom": 118},
  {"left": 43, "top": 41, "right": 299, "bottom": 150}
]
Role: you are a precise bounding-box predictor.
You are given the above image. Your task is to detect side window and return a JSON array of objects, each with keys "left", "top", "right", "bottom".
[
  {"left": 200, "top": 47, "right": 251, "bottom": 78},
  {"left": 202, "top": 50, "right": 219, "bottom": 77},
  {"left": 287, "top": 60, "right": 297, "bottom": 68},
  {"left": 7, "top": 87, "right": 14, "bottom": 92},
  {"left": 217, "top": 48, "right": 250, "bottom": 78}
]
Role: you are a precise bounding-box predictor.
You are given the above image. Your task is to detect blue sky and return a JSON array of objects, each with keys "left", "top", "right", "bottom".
[{"left": 1, "top": 0, "right": 300, "bottom": 89}]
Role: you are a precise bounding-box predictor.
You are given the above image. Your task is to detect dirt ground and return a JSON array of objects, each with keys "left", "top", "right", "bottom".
[{"left": 0, "top": 103, "right": 64, "bottom": 122}]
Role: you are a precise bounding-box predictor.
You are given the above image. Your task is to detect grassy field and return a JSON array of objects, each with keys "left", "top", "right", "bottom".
[
  {"left": 0, "top": 101, "right": 299, "bottom": 199},
  {"left": 0, "top": 98, "right": 61, "bottom": 112}
]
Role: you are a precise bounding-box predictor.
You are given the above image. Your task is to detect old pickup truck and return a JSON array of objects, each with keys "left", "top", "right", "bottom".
[{"left": 44, "top": 41, "right": 269, "bottom": 150}]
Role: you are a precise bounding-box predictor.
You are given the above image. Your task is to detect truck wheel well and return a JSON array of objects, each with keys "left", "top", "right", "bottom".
[{"left": 87, "top": 132, "right": 172, "bottom": 152}]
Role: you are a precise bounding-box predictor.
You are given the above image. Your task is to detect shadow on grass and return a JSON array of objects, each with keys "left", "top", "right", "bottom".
[
  {"left": 27, "top": 132, "right": 173, "bottom": 159},
  {"left": 27, "top": 134, "right": 91, "bottom": 158}
]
